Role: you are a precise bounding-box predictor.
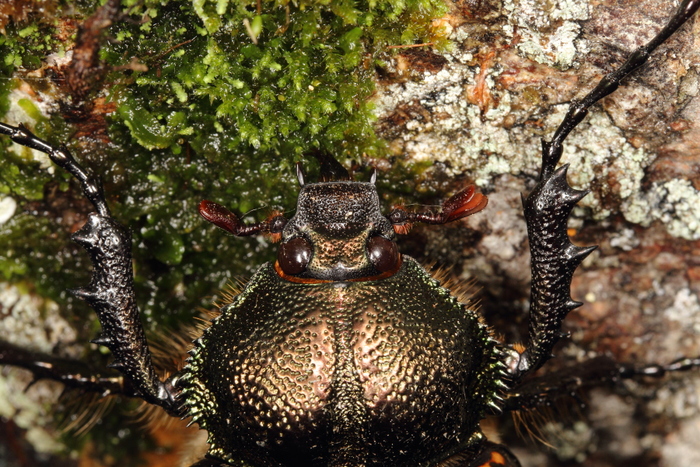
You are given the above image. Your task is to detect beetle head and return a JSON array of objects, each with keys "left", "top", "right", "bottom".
[
  {"left": 276, "top": 180, "right": 399, "bottom": 282},
  {"left": 199, "top": 157, "right": 487, "bottom": 283}
]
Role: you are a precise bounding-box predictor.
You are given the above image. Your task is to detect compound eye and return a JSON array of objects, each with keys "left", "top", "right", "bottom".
[
  {"left": 278, "top": 237, "right": 312, "bottom": 275},
  {"left": 367, "top": 235, "right": 399, "bottom": 273}
]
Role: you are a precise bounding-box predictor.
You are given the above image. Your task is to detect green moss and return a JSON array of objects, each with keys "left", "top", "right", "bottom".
[
  {"left": 105, "top": 0, "right": 450, "bottom": 158},
  {"left": 1, "top": 0, "right": 449, "bottom": 324},
  {"left": 0, "top": 23, "right": 61, "bottom": 70}
]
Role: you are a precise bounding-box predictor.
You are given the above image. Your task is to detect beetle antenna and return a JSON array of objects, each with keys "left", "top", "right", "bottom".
[
  {"left": 199, "top": 200, "right": 287, "bottom": 237},
  {"left": 388, "top": 185, "right": 488, "bottom": 234}
]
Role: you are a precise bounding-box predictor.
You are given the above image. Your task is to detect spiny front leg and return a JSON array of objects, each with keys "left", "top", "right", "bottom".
[
  {"left": 518, "top": 165, "right": 596, "bottom": 377},
  {"left": 512, "top": 0, "right": 700, "bottom": 379},
  {"left": 0, "top": 122, "right": 180, "bottom": 414}
]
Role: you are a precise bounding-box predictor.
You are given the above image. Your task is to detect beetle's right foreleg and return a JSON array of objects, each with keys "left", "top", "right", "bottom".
[
  {"left": 0, "top": 123, "right": 181, "bottom": 415},
  {"left": 511, "top": 0, "right": 700, "bottom": 381}
]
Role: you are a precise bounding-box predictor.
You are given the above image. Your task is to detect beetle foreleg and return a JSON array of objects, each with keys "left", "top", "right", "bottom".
[
  {"left": 0, "top": 123, "right": 181, "bottom": 415},
  {"left": 517, "top": 166, "right": 596, "bottom": 377},
  {"left": 514, "top": 0, "right": 700, "bottom": 379}
]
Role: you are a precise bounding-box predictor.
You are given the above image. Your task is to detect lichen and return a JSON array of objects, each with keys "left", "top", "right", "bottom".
[
  {"left": 623, "top": 179, "right": 700, "bottom": 240},
  {"left": 375, "top": 51, "right": 655, "bottom": 219},
  {"left": 502, "top": 0, "right": 590, "bottom": 68},
  {"left": 662, "top": 288, "right": 700, "bottom": 334},
  {"left": 0, "top": 282, "right": 81, "bottom": 456}
]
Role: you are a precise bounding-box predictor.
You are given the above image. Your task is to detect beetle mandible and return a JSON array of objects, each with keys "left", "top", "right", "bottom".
[{"left": 1, "top": 0, "right": 700, "bottom": 467}]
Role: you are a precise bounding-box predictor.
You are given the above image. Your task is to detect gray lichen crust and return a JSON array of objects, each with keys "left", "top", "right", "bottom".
[
  {"left": 374, "top": 2, "right": 700, "bottom": 464},
  {"left": 375, "top": 0, "right": 700, "bottom": 240}
]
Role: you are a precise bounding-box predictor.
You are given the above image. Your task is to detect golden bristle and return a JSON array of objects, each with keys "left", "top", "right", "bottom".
[
  {"left": 510, "top": 391, "right": 588, "bottom": 449},
  {"left": 425, "top": 262, "right": 481, "bottom": 309}
]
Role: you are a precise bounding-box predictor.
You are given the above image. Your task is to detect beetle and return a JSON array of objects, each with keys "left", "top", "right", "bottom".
[{"left": 1, "top": 0, "right": 700, "bottom": 467}]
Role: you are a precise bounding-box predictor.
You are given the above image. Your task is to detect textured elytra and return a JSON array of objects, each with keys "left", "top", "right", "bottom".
[{"left": 182, "top": 258, "right": 505, "bottom": 466}]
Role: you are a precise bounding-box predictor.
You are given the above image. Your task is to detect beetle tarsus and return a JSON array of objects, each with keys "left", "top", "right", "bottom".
[
  {"left": 540, "top": 0, "right": 700, "bottom": 179},
  {"left": 0, "top": 122, "right": 110, "bottom": 217}
]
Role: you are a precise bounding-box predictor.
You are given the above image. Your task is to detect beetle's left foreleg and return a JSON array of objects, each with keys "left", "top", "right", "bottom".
[{"left": 0, "top": 123, "right": 181, "bottom": 415}]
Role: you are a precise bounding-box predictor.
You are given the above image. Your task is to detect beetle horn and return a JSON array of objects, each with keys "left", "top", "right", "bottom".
[{"left": 370, "top": 168, "right": 377, "bottom": 185}]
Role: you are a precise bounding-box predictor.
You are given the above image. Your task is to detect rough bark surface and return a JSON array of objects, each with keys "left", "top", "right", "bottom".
[{"left": 1, "top": 0, "right": 699, "bottom": 466}]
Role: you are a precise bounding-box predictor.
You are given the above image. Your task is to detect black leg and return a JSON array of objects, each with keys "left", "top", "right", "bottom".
[
  {"left": 539, "top": 0, "right": 700, "bottom": 179},
  {"left": 504, "top": 355, "right": 700, "bottom": 413},
  {"left": 0, "top": 340, "right": 135, "bottom": 397},
  {"left": 512, "top": 0, "right": 700, "bottom": 379},
  {"left": 0, "top": 123, "right": 109, "bottom": 217},
  {"left": 0, "top": 123, "right": 180, "bottom": 415}
]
